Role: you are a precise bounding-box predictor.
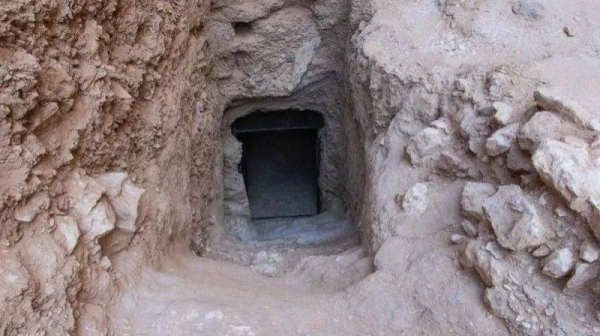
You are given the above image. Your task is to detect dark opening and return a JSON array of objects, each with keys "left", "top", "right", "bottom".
[
  {"left": 232, "top": 110, "right": 324, "bottom": 219},
  {"left": 232, "top": 21, "right": 252, "bottom": 36}
]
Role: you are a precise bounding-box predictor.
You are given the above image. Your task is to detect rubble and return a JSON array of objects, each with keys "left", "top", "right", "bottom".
[
  {"left": 542, "top": 248, "right": 575, "bottom": 278},
  {"left": 482, "top": 185, "right": 547, "bottom": 251},
  {"left": 486, "top": 123, "right": 519, "bottom": 156},
  {"left": 461, "top": 182, "right": 497, "bottom": 221}
]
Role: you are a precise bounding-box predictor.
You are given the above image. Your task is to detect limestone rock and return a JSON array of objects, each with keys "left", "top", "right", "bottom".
[
  {"left": 67, "top": 173, "right": 106, "bottom": 218},
  {"left": 108, "top": 181, "right": 144, "bottom": 232},
  {"left": 461, "top": 182, "right": 496, "bottom": 221},
  {"left": 519, "top": 111, "right": 594, "bottom": 152},
  {"left": 532, "top": 139, "right": 600, "bottom": 240},
  {"left": 485, "top": 123, "right": 519, "bottom": 157},
  {"left": 461, "top": 219, "right": 478, "bottom": 238},
  {"left": 512, "top": 0, "right": 545, "bottom": 20},
  {"left": 461, "top": 240, "right": 506, "bottom": 287},
  {"left": 79, "top": 197, "right": 116, "bottom": 242},
  {"left": 484, "top": 287, "right": 510, "bottom": 317},
  {"left": 95, "top": 172, "right": 144, "bottom": 232},
  {"left": 406, "top": 126, "right": 449, "bottom": 166},
  {"left": 532, "top": 244, "right": 551, "bottom": 258},
  {"left": 482, "top": 185, "right": 547, "bottom": 251},
  {"left": 566, "top": 263, "right": 599, "bottom": 290},
  {"left": 542, "top": 248, "right": 575, "bottom": 278},
  {"left": 491, "top": 102, "right": 514, "bottom": 127},
  {"left": 14, "top": 192, "right": 50, "bottom": 223},
  {"left": 94, "top": 172, "right": 128, "bottom": 197},
  {"left": 507, "top": 146, "right": 535, "bottom": 173},
  {"left": 534, "top": 87, "right": 600, "bottom": 132},
  {"left": 579, "top": 241, "right": 599, "bottom": 263},
  {"left": 402, "top": 183, "right": 429, "bottom": 215},
  {"left": 52, "top": 215, "right": 80, "bottom": 254},
  {"left": 460, "top": 110, "right": 492, "bottom": 155}
]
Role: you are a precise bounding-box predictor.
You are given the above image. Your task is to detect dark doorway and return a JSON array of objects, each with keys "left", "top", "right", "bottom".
[{"left": 232, "top": 110, "right": 324, "bottom": 219}]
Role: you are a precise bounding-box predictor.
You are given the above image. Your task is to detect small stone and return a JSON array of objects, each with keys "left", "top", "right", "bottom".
[
  {"left": 484, "top": 287, "right": 509, "bottom": 316},
  {"left": 532, "top": 244, "right": 551, "bottom": 258},
  {"left": 542, "top": 248, "right": 575, "bottom": 278},
  {"left": 461, "top": 240, "right": 506, "bottom": 287},
  {"left": 553, "top": 205, "right": 571, "bottom": 218},
  {"left": 402, "top": 183, "right": 429, "bottom": 215},
  {"left": 579, "top": 241, "right": 600, "bottom": 263},
  {"left": 461, "top": 182, "right": 496, "bottom": 221},
  {"left": 566, "top": 263, "right": 599, "bottom": 290},
  {"left": 99, "top": 256, "right": 112, "bottom": 270},
  {"left": 563, "top": 26, "right": 574, "bottom": 37},
  {"left": 512, "top": 0, "right": 545, "bottom": 20},
  {"left": 545, "top": 308, "right": 555, "bottom": 316},
  {"left": 486, "top": 123, "right": 520, "bottom": 156},
  {"left": 461, "top": 219, "right": 478, "bottom": 238},
  {"left": 451, "top": 234, "right": 467, "bottom": 244},
  {"left": 507, "top": 146, "right": 535, "bottom": 173},
  {"left": 14, "top": 192, "right": 50, "bottom": 223},
  {"left": 492, "top": 102, "right": 514, "bottom": 126}
]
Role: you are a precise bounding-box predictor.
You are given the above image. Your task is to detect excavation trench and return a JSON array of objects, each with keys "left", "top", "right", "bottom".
[{"left": 202, "top": 99, "right": 363, "bottom": 276}]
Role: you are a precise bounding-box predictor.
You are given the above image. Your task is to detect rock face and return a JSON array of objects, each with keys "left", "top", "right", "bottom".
[
  {"left": 542, "top": 248, "right": 575, "bottom": 278},
  {"left": 482, "top": 185, "right": 547, "bottom": 251},
  {"left": 486, "top": 123, "right": 519, "bottom": 157},
  {"left": 462, "top": 182, "right": 497, "bottom": 221},
  {"left": 532, "top": 138, "right": 600, "bottom": 240},
  {"left": 402, "top": 183, "right": 429, "bottom": 215}
]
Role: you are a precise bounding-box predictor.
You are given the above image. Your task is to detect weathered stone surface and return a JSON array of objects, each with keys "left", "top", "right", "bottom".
[
  {"left": 67, "top": 173, "right": 106, "bottom": 218},
  {"left": 532, "top": 244, "right": 551, "bottom": 258},
  {"left": 460, "top": 110, "right": 492, "bottom": 155},
  {"left": 402, "top": 183, "right": 429, "bottom": 215},
  {"left": 566, "top": 263, "right": 599, "bottom": 290},
  {"left": 542, "top": 248, "right": 575, "bottom": 278},
  {"left": 506, "top": 145, "right": 535, "bottom": 173},
  {"left": 519, "top": 111, "right": 594, "bottom": 152},
  {"left": 491, "top": 102, "right": 514, "bottom": 127},
  {"left": 579, "top": 241, "right": 599, "bottom": 263},
  {"left": 532, "top": 138, "right": 600, "bottom": 240},
  {"left": 482, "top": 185, "right": 547, "bottom": 251},
  {"left": 486, "top": 123, "right": 519, "bottom": 157},
  {"left": 108, "top": 181, "right": 144, "bottom": 233},
  {"left": 461, "top": 240, "right": 506, "bottom": 287},
  {"left": 461, "top": 182, "right": 496, "bottom": 221},
  {"left": 14, "top": 192, "right": 50, "bottom": 223},
  {"left": 406, "top": 125, "right": 450, "bottom": 166},
  {"left": 79, "top": 198, "right": 116, "bottom": 242},
  {"left": 484, "top": 287, "right": 510, "bottom": 317},
  {"left": 512, "top": 0, "right": 545, "bottom": 20},
  {"left": 52, "top": 215, "right": 80, "bottom": 255},
  {"left": 534, "top": 87, "right": 600, "bottom": 132},
  {"left": 94, "top": 172, "right": 128, "bottom": 197}
]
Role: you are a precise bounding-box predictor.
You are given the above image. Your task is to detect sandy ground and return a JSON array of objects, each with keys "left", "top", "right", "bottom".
[{"left": 110, "top": 246, "right": 371, "bottom": 336}]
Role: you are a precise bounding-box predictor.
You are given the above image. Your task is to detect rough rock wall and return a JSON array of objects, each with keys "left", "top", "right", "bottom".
[
  {"left": 347, "top": 0, "right": 600, "bottom": 334},
  {"left": 204, "top": 0, "right": 367, "bottom": 248},
  {"left": 0, "top": 0, "right": 216, "bottom": 333}
]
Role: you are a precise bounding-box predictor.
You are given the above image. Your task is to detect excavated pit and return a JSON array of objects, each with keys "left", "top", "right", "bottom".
[
  {"left": 204, "top": 100, "right": 362, "bottom": 275},
  {"left": 4, "top": 0, "right": 600, "bottom": 335}
]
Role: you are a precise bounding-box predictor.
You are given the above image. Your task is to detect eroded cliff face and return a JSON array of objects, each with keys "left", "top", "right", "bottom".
[
  {"left": 2, "top": 0, "right": 600, "bottom": 335},
  {"left": 0, "top": 0, "right": 218, "bottom": 333}
]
